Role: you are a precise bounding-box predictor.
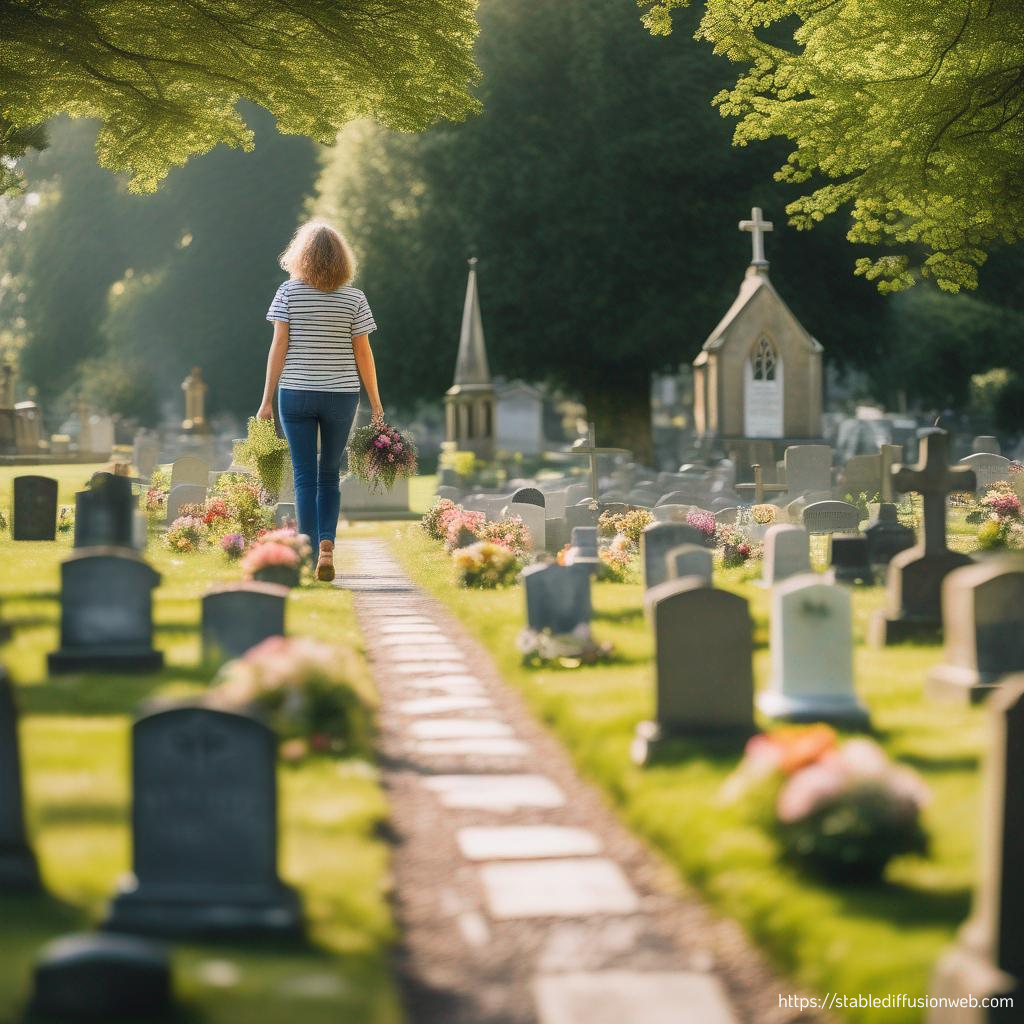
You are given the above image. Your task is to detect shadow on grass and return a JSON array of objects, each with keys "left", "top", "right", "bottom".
[
  {"left": 593, "top": 607, "right": 644, "bottom": 625},
  {"left": 640, "top": 735, "right": 747, "bottom": 770},
  {"left": 832, "top": 879, "right": 971, "bottom": 928},
  {"left": 18, "top": 674, "right": 188, "bottom": 717},
  {"left": 896, "top": 751, "right": 981, "bottom": 773}
]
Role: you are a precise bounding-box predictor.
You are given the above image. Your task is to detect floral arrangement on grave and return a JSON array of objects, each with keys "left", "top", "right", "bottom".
[
  {"left": 208, "top": 636, "right": 374, "bottom": 761},
  {"left": 452, "top": 540, "right": 522, "bottom": 589},
  {"left": 347, "top": 420, "right": 418, "bottom": 494},
  {"left": 57, "top": 506, "right": 74, "bottom": 534},
  {"left": 232, "top": 417, "right": 292, "bottom": 497},
  {"left": 598, "top": 507, "right": 652, "bottom": 546},
  {"left": 721, "top": 726, "right": 929, "bottom": 882},
  {"left": 476, "top": 516, "right": 531, "bottom": 558},
  {"left": 213, "top": 474, "right": 274, "bottom": 540},
  {"left": 144, "top": 466, "right": 170, "bottom": 520},
  {"left": 751, "top": 504, "right": 777, "bottom": 525},
  {"left": 517, "top": 621, "right": 613, "bottom": 668},
  {"left": 715, "top": 523, "right": 758, "bottom": 569},
  {"left": 686, "top": 508, "right": 717, "bottom": 547},
  {"left": 597, "top": 532, "right": 638, "bottom": 583},
  {"left": 444, "top": 508, "right": 486, "bottom": 552},
  {"left": 165, "top": 515, "right": 208, "bottom": 553},
  {"left": 220, "top": 532, "right": 246, "bottom": 560},
  {"left": 970, "top": 481, "right": 1024, "bottom": 551},
  {"left": 422, "top": 497, "right": 460, "bottom": 540},
  {"left": 241, "top": 528, "right": 312, "bottom": 587}
]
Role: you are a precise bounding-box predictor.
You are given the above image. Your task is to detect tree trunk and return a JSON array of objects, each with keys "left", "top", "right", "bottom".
[{"left": 582, "top": 385, "right": 653, "bottom": 469}]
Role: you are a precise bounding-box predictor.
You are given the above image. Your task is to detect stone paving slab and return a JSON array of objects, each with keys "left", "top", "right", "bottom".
[
  {"left": 423, "top": 774, "right": 566, "bottom": 811},
  {"left": 457, "top": 826, "right": 603, "bottom": 861},
  {"left": 387, "top": 646, "right": 467, "bottom": 663},
  {"left": 379, "top": 633, "right": 454, "bottom": 647},
  {"left": 398, "top": 695, "right": 495, "bottom": 716},
  {"left": 390, "top": 661, "right": 470, "bottom": 676},
  {"left": 480, "top": 858, "right": 640, "bottom": 919},
  {"left": 414, "top": 737, "right": 532, "bottom": 759},
  {"left": 410, "top": 719, "right": 514, "bottom": 740},
  {"left": 533, "top": 971, "right": 737, "bottom": 1024}
]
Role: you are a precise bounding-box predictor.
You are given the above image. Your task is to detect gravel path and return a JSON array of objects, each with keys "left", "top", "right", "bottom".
[{"left": 337, "top": 538, "right": 825, "bottom": 1024}]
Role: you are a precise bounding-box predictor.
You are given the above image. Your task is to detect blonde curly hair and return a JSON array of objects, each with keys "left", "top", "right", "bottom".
[{"left": 279, "top": 220, "right": 356, "bottom": 292}]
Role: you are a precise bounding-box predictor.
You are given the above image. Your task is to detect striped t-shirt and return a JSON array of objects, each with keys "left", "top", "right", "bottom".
[{"left": 266, "top": 279, "right": 377, "bottom": 393}]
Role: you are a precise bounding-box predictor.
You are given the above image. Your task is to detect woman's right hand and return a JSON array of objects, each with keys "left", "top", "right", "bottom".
[{"left": 257, "top": 401, "right": 274, "bottom": 421}]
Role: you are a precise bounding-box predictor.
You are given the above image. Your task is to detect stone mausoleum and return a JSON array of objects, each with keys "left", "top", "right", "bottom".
[{"left": 693, "top": 208, "right": 824, "bottom": 472}]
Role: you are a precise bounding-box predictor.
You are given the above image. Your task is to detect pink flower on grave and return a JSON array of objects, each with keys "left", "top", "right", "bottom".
[
  {"left": 776, "top": 757, "right": 849, "bottom": 823},
  {"left": 686, "top": 508, "right": 716, "bottom": 540},
  {"left": 981, "top": 489, "right": 1021, "bottom": 520}
]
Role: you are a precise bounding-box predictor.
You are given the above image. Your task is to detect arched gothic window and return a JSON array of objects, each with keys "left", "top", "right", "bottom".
[{"left": 751, "top": 337, "right": 777, "bottom": 381}]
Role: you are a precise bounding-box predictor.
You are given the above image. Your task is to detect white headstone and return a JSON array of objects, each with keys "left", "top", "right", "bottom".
[
  {"left": 959, "top": 453, "right": 1011, "bottom": 493},
  {"left": 784, "top": 445, "right": 832, "bottom": 497},
  {"left": 762, "top": 524, "right": 810, "bottom": 586},
  {"left": 170, "top": 455, "right": 211, "bottom": 491},
  {"left": 504, "top": 502, "right": 545, "bottom": 552}
]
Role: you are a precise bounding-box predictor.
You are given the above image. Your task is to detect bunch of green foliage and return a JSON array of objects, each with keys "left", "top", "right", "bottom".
[{"left": 232, "top": 418, "right": 291, "bottom": 498}]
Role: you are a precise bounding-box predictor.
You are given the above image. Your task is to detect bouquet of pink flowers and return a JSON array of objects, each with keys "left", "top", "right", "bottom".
[{"left": 347, "top": 419, "right": 418, "bottom": 494}]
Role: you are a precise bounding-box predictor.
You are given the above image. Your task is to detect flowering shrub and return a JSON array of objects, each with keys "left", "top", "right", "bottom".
[
  {"left": 202, "top": 496, "right": 231, "bottom": 526},
  {"left": 348, "top": 420, "right": 418, "bottom": 493},
  {"left": 144, "top": 466, "right": 170, "bottom": 520},
  {"left": 686, "top": 508, "right": 717, "bottom": 544},
  {"left": 477, "top": 516, "right": 532, "bottom": 557},
  {"left": 443, "top": 508, "right": 486, "bottom": 551},
  {"left": 981, "top": 488, "right": 1021, "bottom": 520},
  {"left": 213, "top": 474, "right": 274, "bottom": 540},
  {"left": 722, "top": 727, "right": 929, "bottom": 881},
  {"left": 165, "top": 515, "right": 207, "bottom": 553},
  {"left": 751, "top": 504, "right": 777, "bottom": 525},
  {"left": 598, "top": 532, "right": 637, "bottom": 582},
  {"left": 598, "top": 507, "right": 652, "bottom": 545},
  {"left": 715, "top": 523, "right": 757, "bottom": 568},
  {"left": 452, "top": 541, "right": 522, "bottom": 588},
  {"left": 57, "top": 506, "right": 74, "bottom": 534},
  {"left": 241, "top": 528, "right": 312, "bottom": 583},
  {"left": 208, "top": 636, "right": 374, "bottom": 760},
  {"left": 970, "top": 482, "right": 1024, "bottom": 550},
  {"left": 243, "top": 541, "right": 300, "bottom": 573},
  {"left": 220, "top": 532, "right": 246, "bottom": 560},
  {"left": 422, "top": 497, "right": 461, "bottom": 541},
  {"left": 0, "top": 509, "right": 7, "bottom": 531},
  {"left": 232, "top": 417, "right": 291, "bottom": 496}
]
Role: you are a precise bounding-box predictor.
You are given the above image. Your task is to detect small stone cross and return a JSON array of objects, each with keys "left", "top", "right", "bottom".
[
  {"left": 739, "top": 207, "right": 773, "bottom": 267},
  {"left": 569, "top": 422, "right": 630, "bottom": 502},
  {"left": 892, "top": 429, "right": 974, "bottom": 555}
]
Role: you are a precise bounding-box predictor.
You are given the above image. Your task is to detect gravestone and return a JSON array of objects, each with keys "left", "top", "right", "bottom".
[
  {"left": 652, "top": 504, "right": 693, "bottom": 524},
  {"left": 12, "top": 474, "right": 58, "bottom": 541},
  {"left": 830, "top": 535, "right": 874, "bottom": 585},
  {"left": 929, "top": 677, "right": 1023, "bottom": 1021},
  {"left": 762, "top": 524, "right": 810, "bottom": 587},
  {"left": 784, "top": 445, "right": 832, "bottom": 497},
  {"left": 0, "top": 668, "right": 41, "bottom": 891},
  {"left": 28, "top": 932, "right": 173, "bottom": 1022},
  {"left": 273, "top": 502, "right": 296, "bottom": 528},
  {"left": 971, "top": 435, "right": 1001, "bottom": 455},
  {"left": 838, "top": 453, "right": 881, "bottom": 499},
  {"left": 642, "top": 522, "right": 703, "bottom": 590},
  {"left": 49, "top": 548, "right": 163, "bottom": 673},
  {"left": 166, "top": 483, "right": 207, "bottom": 522},
  {"left": 104, "top": 707, "right": 303, "bottom": 937},
  {"left": 565, "top": 482, "right": 591, "bottom": 507},
  {"left": 564, "top": 526, "right": 599, "bottom": 568},
  {"left": 509, "top": 487, "right": 545, "bottom": 508},
  {"left": 960, "top": 453, "right": 1011, "bottom": 493},
  {"left": 545, "top": 516, "right": 569, "bottom": 556},
  {"left": 632, "top": 578, "right": 755, "bottom": 763},
  {"left": 759, "top": 575, "right": 868, "bottom": 727},
  {"left": 863, "top": 502, "right": 916, "bottom": 566},
  {"left": 802, "top": 499, "right": 861, "bottom": 534},
  {"left": 665, "top": 544, "right": 712, "bottom": 586},
  {"left": 543, "top": 489, "right": 569, "bottom": 517},
  {"left": 872, "top": 429, "right": 975, "bottom": 645},
  {"left": 170, "top": 455, "right": 210, "bottom": 490},
  {"left": 928, "top": 559, "right": 1024, "bottom": 704},
  {"left": 202, "top": 583, "right": 287, "bottom": 667},
  {"left": 565, "top": 502, "right": 601, "bottom": 532},
  {"left": 522, "top": 563, "right": 592, "bottom": 635},
  {"left": 133, "top": 436, "right": 161, "bottom": 480},
  {"left": 714, "top": 507, "right": 739, "bottom": 525},
  {"left": 74, "top": 473, "right": 134, "bottom": 548},
  {"left": 505, "top": 501, "right": 545, "bottom": 551}
]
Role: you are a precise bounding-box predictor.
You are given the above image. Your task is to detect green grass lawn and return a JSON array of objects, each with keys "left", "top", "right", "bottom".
[
  {"left": 391, "top": 522, "right": 988, "bottom": 1024},
  {"left": 0, "top": 474, "right": 401, "bottom": 1024}
]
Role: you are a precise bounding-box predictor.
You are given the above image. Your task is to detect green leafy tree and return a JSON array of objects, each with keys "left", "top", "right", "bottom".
[
  {"left": 316, "top": 0, "right": 887, "bottom": 460},
  {"left": 641, "top": 0, "right": 1024, "bottom": 292},
  {"left": 0, "top": 0, "right": 480, "bottom": 191}
]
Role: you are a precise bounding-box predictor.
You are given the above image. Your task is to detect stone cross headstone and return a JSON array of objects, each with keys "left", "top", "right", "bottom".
[
  {"left": 567, "top": 423, "right": 630, "bottom": 502},
  {"left": 759, "top": 575, "right": 869, "bottom": 727},
  {"left": 49, "top": 548, "right": 163, "bottom": 673},
  {"left": 960, "top": 453, "right": 1011, "bottom": 493},
  {"left": 929, "top": 677, "right": 1024, "bottom": 1020},
  {"left": 166, "top": 483, "right": 207, "bottom": 522},
  {"left": 928, "top": 558, "right": 1024, "bottom": 704},
  {"left": 202, "top": 584, "right": 288, "bottom": 667},
  {"left": 522, "top": 563, "right": 592, "bottom": 635},
  {"left": 762, "top": 524, "right": 810, "bottom": 587},
  {"left": 872, "top": 429, "right": 975, "bottom": 645},
  {"left": 0, "top": 668, "right": 41, "bottom": 891},
  {"left": 170, "top": 455, "right": 210, "bottom": 491},
  {"left": 642, "top": 522, "right": 703, "bottom": 590},
  {"left": 665, "top": 544, "right": 712, "bottom": 586},
  {"left": 103, "top": 707, "right": 302, "bottom": 937},
  {"left": 74, "top": 473, "right": 135, "bottom": 549},
  {"left": 12, "top": 474, "right": 58, "bottom": 541},
  {"left": 633, "top": 579, "right": 755, "bottom": 763},
  {"left": 802, "top": 499, "right": 861, "bottom": 534},
  {"left": 505, "top": 501, "right": 545, "bottom": 551}
]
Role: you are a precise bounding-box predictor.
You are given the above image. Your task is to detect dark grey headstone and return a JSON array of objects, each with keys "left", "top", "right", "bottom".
[
  {"left": 545, "top": 516, "right": 569, "bottom": 555},
  {"left": 641, "top": 522, "right": 703, "bottom": 590},
  {"left": 0, "top": 668, "right": 40, "bottom": 891},
  {"left": 929, "top": 678, "right": 1023, "bottom": 1019},
  {"left": 12, "top": 475, "right": 58, "bottom": 541},
  {"left": 49, "top": 548, "right": 163, "bottom": 673},
  {"left": 104, "top": 707, "right": 303, "bottom": 938},
  {"left": 202, "top": 584, "right": 287, "bottom": 667},
  {"left": 633, "top": 578, "right": 754, "bottom": 762},
  {"left": 863, "top": 502, "right": 915, "bottom": 565},
  {"left": 74, "top": 473, "right": 134, "bottom": 549},
  {"left": 28, "top": 932, "right": 172, "bottom": 1022},
  {"left": 830, "top": 536, "right": 874, "bottom": 584},
  {"left": 510, "top": 487, "right": 545, "bottom": 508},
  {"left": 522, "top": 563, "right": 592, "bottom": 635}
]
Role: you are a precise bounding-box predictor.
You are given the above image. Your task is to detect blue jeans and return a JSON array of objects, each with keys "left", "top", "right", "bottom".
[{"left": 278, "top": 388, "right": 359, "bottom": 547}]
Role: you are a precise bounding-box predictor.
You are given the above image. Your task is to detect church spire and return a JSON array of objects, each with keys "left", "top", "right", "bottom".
[{"left": 453, "top": 256, "right": 491, "bottom": 387}]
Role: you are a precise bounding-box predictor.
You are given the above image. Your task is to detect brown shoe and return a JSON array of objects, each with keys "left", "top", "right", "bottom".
[{"left": 315, "top": 539, "right": 335, "bottom": 582}]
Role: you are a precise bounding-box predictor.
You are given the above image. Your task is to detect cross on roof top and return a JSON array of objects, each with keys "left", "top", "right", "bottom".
[
  {"left": 739, "top": 207, "right": 773, "bottom": 267},
  {"left": 892, "top": 429, "right": 975, "bottom": 555}
]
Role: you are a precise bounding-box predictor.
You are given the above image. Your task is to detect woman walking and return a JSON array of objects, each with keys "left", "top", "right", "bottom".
[{"left": 257, "top": 220, "right": 384, "bottom": 582}]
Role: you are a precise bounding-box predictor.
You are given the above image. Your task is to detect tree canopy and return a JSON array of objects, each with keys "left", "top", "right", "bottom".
[
  {"left": 640, "top": 0, "right": 1024, "bottom": 293},
  {"left": 0, "top": 0, "right": 480, "bottom": 191}
]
